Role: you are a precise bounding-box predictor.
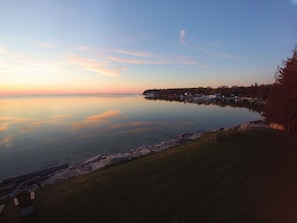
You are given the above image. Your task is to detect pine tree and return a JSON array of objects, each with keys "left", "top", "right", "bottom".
[{"left": 265, "top": 45, "right": 297, "bottom": 132}]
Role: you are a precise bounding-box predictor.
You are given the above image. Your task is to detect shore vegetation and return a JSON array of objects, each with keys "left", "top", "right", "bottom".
[{"left": 265, "top": 45, "right": 297, "bottom": 133}]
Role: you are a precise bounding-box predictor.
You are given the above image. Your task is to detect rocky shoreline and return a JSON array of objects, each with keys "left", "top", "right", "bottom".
[
  {"left": 0, "top": 120, "right": 268, "bottom": 200},
  {"left": 0, "top": 131, "right": 203, "bottom": 200}
]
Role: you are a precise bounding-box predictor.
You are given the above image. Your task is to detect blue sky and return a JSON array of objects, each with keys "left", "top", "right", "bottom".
[{"left": 0, "top": 0, "right": 296, "bottom": 94}]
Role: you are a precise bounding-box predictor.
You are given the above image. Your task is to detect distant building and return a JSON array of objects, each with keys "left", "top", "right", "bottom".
[{"left": 270, "top": 123, "right": 285, "bottom": 131}]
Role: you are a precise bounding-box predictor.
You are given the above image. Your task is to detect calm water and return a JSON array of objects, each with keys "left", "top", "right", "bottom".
[{"left": 0, "top": 94, "right": 260, "bottom": 181}]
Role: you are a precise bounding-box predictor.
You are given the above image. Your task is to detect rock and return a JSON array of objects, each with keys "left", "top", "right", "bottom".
[
  {"left": 179, "top": 133, "right": 193, "bottom": 139},
  {"left": 3, "top": 130, "right": 205, "bottom": 197},
  {"left": 83, "top": 154, "right": 103, "bottom": 165}
]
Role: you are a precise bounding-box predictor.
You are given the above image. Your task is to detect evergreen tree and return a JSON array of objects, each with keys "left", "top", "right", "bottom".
[{"left": 265, "top": 45, "right": 297, "bottom": 132}]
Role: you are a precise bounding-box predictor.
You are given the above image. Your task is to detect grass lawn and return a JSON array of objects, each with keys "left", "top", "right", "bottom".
[{"left": 1, "top": 128, "right": 297, "bottom": 223}]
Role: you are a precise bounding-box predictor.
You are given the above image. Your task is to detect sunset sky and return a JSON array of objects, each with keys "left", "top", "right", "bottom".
[{"left": 0, "top": 0, "right": 297, "bottom": 94}]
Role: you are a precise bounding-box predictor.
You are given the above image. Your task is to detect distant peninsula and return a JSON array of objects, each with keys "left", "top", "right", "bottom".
[
  {"left": 143, "top": 85, "right": 272, "bottom": 100},
  {"left": 143, "top": 85, "right": 272, "bottom": 113}
]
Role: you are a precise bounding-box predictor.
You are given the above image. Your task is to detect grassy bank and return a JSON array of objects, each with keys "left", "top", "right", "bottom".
[{"left": 2, "top": 128, "right": 297, "bottom": 223}]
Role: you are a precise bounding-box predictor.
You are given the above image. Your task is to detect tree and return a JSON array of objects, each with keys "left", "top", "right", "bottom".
[{"left": 265, "top": 45, "right": 297, "bottom": 132}]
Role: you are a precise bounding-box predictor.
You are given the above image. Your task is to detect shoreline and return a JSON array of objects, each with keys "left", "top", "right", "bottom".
[
  {"left": 0, "top": 131, "right": 203, "bottom": 199},
  {"left": 0, "top": 120, "right": 269, "bottom": 200}
]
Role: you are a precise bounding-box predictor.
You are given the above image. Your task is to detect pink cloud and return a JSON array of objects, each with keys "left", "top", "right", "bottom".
[
  {"left": 74, "top": 45, "right": 90, "bottom": 51},
  {"left": 66, "top": 54, "right": 125, "bottom": 77},
  {"left": 108, "top": 56, "right": 144, "bottom": 64},
  {"left": 113, "top": 49, "right": 154, "bottom": 57},
  {"left": 108, "top": 55, "right": 203, "bottom": 66}
]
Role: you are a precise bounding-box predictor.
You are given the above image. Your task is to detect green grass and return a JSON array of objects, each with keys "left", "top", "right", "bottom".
[{"left": 2, "top": 128, "right": 297, "bottom": 223}]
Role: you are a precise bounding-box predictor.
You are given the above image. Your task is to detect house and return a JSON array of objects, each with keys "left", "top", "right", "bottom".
[{"left": 270, "top": 123, "right": 285, "bottom": 131}]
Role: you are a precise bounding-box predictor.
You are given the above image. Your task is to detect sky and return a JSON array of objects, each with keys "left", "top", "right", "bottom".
[{"left": 0, "top": 0, "right": 297, "bottom": 94}]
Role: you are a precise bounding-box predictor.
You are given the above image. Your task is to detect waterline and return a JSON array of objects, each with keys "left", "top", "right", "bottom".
[{"left": 0, "top": 94, "right": 261, "bottom": 181}]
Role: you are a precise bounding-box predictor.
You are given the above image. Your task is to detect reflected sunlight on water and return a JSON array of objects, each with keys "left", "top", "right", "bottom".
[{"left": 0, "top": 94, "right": 261, "bottom": 180}]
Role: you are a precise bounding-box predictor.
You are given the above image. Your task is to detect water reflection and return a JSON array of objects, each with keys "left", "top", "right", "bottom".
[
  {"left": 71, "top": 110, "right": 122, "bottom": 131},
  {"left": 32, "top": 115, "right": 69, "bottom": 127},
  {"left": 0, "top": 116, "right": 29, "bottom": 133},
  {"left": 0, "top": 135, "right": 16, "bottom": 148},
  {"left": 144, "top": 96, "right": 265, "bottom": 113},
  {"left": 0, "top": 94, "right": 261, "bottom": 180}
]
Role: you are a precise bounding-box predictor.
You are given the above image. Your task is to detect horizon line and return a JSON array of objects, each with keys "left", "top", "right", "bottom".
[{"left": 0, "top": 92, "right": 143, "bottom": 97}]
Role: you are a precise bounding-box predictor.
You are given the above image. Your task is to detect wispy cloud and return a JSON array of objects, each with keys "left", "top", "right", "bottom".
[
  {"left": 113, "top": 49, "right": 154, "bottom": 58},
  {"left": 34, "top": 41, "right": 55, "bottom": 48},
  {"left": 0, "top": 43, "right": 36, "bottom": 64},
  {"left": 108, "top": 55, "right": 201, "bottom": 65},
  {"left": 74, "top": 45, "right": 90, "bottom": 51},
  {"left": 70, "top": 44, "right": 204, "bottom": 66},
  {"left": 179, "top": 29, "right": 186, "bottom": 45},
  {"left": 1, "top": 35, "right": 55, "bottom": 49},
  {"left": 66, "top": 44, "right": 205, "bottom": 67},
  {"left": 108, "top": 56, "right": 147, "bottom": 64},
  {"left": 179, "top": 29, "right": 237, "bottom": 58},
  {"left": 111, "top": 48, "right": 200, "bottom": 65},
  {"left": 0, "top": 38, "right": 66, "bottom": 75},
  {"left": 0, "top": 44, "right": 11, "bottom": 55},
  {"left": 66, "top": 54, "right": 126, "bottom": 77}
]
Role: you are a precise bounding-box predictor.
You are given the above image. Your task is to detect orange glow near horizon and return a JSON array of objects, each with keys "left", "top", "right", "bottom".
[{"left": 0, "top": 85, "right": 142, "bottom": 95}]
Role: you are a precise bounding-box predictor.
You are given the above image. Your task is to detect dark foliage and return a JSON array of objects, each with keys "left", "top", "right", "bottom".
[
  {"left": 143, "top": 84, "right": 272, "bottom": 99},
  {"left": 265, "top": 45, "right": 297, "bottom": 132}
]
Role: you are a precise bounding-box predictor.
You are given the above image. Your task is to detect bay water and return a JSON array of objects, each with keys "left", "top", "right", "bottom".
[{"left": 0, "top": 94, "right": 261, "bottom": 181}]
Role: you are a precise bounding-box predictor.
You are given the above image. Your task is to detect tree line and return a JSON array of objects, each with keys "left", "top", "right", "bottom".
[
  {"left": 144, "top": 45, "right": 297, "bottom": 133},
  {"left": 143, "top": 84, "right": 272, "bottom": 99},
  {"left": 265, "top": 45, "right": 297, "bottom": 133}
]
